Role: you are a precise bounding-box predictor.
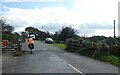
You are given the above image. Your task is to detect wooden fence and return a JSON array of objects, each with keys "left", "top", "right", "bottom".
[{"left": 66, "top": 38, "right": 80, "bottom": 51}]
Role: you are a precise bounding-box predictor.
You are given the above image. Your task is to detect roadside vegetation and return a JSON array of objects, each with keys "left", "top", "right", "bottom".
[
  {"left": 53, "top": 43, "right": 66, "bottom": 50},
  {"left": 65, "top": 37, "right": 120, "bottom": 66},
  {"left": 54, "top": 36, "right": 120, "bottom": 66},
  {"left": 50, "top": 27, "right": 120, "bottom": 66},
  {"left": 1, "top": 18, "right": 119, "bottom": 66},
  {"left": 1, "top": 18, "right": 25, "bottom": 46}
]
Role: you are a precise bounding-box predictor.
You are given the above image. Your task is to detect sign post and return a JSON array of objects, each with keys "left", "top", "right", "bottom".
[{"left": 114, "top": 20, "right": 115, "bottom": 38}]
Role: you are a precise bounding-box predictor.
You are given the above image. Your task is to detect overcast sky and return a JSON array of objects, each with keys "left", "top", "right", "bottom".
[{"left": 0, "top": 0, "right": 119, "bottom": 37}]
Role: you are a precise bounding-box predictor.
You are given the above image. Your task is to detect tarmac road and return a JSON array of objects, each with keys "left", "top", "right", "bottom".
[{"left": 2, "top": 40, "right": 119, "bottom": 74}]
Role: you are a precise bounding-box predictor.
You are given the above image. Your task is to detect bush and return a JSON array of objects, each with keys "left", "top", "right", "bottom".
[
  {"left": 104, "top": 37, "right": 118, "bottom": 45},
  {"left": 66, "top": 36, "right": 120, "bottom": 66},
  {"left": 78, "top": 41, "right": 95, "bottom": 57},
  {"left": 3, "top": 33, "right": 19, "bottom": 42},
  {"left": 92, "top": 49, "right": 109, "bottom": 60},
  {"left": 109, "top": 44, "right": 120, "bottom": 57},
  {"left": 2, "top": 33, "right": 25, "bottom": 46},
  {"left": 92, "top": 43, "right": 110, "bottom": 59}
]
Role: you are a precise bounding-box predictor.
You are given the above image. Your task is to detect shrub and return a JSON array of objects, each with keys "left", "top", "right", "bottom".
[
  {"left": 92, "top": 43, "right": 110, "bottom": 59},
  {"left": 2, "top": 33, "right": 25, "bottom": 46},
  {"left": 104, "top": 37, "right": 117, "bottom": 45},
  {"left": 66, "top": 36, "right": 120, "bottom": 66},
  {"left": 78, "top": 41, "right": 95, "bottom": 57},
  {"left": 109, "top": 44, "right": 120, "bottom": 57}
]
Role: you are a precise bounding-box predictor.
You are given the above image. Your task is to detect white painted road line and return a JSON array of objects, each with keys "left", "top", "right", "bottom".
[{"left": 68, "top": 64, "right": 84, "bottom": 74}]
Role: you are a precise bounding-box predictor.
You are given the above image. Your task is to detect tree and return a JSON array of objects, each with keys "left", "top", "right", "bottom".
[
  {"left": 13, "top": 32, "right": 20, "bottom": 36},
  {"left": 0, "top": 18, "right": 3, "bottom": 32},
  {"left": 21, "top": 32, "right": 27, "bottom": 37},
  {"left": 58, "top": 27, "right": 78, "bottom": 42},
  {"left": 53, "top": 31, "right": 60, "bottom": 42},
  {"left": 25, "top": 27, "right": 40, "bottom": 35},
  {"left": 25, "top": 27, "right": 53, "bottom": 40},
  {"left": 3, "top": 24, "right": 14, "bottom": 33},
  {"left": 1, "top": 18, "right": 14, "bottom": 34}
]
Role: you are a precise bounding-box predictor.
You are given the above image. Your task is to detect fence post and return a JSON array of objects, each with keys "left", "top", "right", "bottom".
[
  {"left": 66, "top": 38, "right": 80, "bottom": 51},
  {"left": 17, "top": 38, "right": 22, "bottom": 52}
]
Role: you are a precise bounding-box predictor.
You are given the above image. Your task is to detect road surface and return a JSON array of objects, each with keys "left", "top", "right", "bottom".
[{"left": 2, "top": 40, "right": 119, "bottom": 74}]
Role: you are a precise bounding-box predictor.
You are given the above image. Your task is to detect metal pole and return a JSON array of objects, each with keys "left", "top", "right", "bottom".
[{"left": 114, "top": 20, "right": 115, "bottom": 38}]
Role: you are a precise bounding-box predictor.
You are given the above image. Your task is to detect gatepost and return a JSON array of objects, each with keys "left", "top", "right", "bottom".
[
  {"left": 18, "top": 38, "right": 22, "bottom": 52},
  {"left": 15, "top": 38, "right": 23, "bottom": 56}
]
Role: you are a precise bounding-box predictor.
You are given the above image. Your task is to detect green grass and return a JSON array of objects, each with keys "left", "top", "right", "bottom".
[
  {"left": 101, "top": 55, "right": 120, "bottom": 66},
  {"left": 53, "top": 43, "right": 66, "bottom": 49},
  {"left": 77, "top": 49, "right": 120, "bottom": 66},
  {"left": 14, "top": 50, "right": 23, "bottom": 56}
]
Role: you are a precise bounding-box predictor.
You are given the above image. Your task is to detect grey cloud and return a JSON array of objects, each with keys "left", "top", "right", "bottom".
[
  {"left": 77, "top": 23, "right": 114, "bottom": 35},
  {"left": 8, "top": 20, "right": 28, "bottom": 29},
  {"left": 78, "top": 29, "right": 95, "bottom": 34},
  {"left": 42, "top": 23, "right": 63, "bottom": 32},
  {"left": 34, "top": 22, "right": 75, "bottom": 34},
  {"left": 37, "top": 23, "right": 114, "bottom": 35},
  {"left": 22, "top": 22, "right": 64, "bottom": 33},
  {"left": 79, "top": 23, "right": 113, "bottom": 29}
]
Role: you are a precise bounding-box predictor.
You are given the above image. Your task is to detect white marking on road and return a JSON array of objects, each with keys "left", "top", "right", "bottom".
[{"left": 68, "top": 64, "right": 84, "bottom": 74}]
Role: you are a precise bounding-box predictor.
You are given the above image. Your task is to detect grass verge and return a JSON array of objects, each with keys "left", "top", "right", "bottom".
[
  {"left": 100, "top": 55, "right": 120, "bottom": 66},
  {"left": 53, "top": 43, "right": 66, "bottom": 50},
  {"left": 14, "top": 50, "right": 23, "bottom": 56}
]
